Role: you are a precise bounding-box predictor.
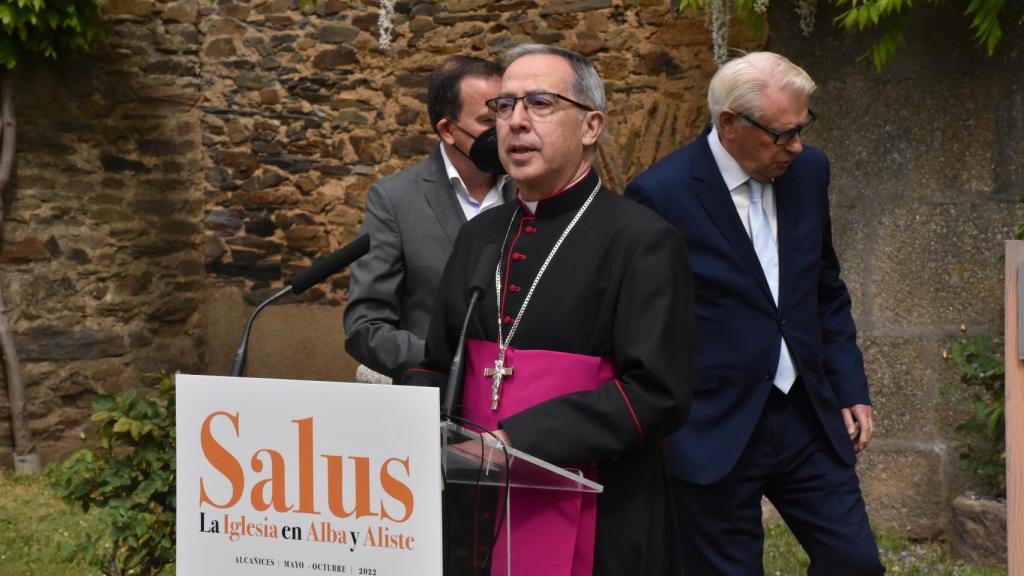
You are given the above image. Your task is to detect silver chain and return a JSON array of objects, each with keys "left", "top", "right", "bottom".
[{"left": 494, "top": 178, "right": 602, "bottom": 351}]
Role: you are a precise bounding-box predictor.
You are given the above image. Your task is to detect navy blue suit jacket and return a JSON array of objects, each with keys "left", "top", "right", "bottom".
[{"left": 625, "top": 130, "right": 870, "bottom": 485}]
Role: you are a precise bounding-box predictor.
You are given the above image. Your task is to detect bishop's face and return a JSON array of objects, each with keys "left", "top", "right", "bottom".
[
  {"left": 720, "top": 85, "right": 809, "bottom": 181},
  {"left": 496, "top": 54, "right": 603, "bottom": 200}
]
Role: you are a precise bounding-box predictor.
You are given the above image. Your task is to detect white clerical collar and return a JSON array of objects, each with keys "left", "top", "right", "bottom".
[
  {"left": 517, "top": 170, "right": 589, "bottom": 215},
  {"left": 439, "top": 143, "right": 508, "bottom": 218},
  {"left": 708, "top": 126, "right": 757, "bottom": 192}
]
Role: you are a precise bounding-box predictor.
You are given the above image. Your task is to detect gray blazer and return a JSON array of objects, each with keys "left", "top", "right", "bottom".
[{"left": 344, "top": 146, "right": 515, "bottom": 381}]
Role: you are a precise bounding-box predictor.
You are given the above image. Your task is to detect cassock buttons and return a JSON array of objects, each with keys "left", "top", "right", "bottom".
[
  {"left": 502, "top": 315, "right": 513, "bottom": 325},
  {"left": 512, "top": 252, "right": 526, "bottom": 261},
  {"left": 509, "top": 284, "right": 521, "bottom": 293},
  {"left": 525, "top": 225, "right": 537, "bottom": 233}
]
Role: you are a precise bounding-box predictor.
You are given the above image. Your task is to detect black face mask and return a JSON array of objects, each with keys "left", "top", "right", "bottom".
[{"left": 451, "top": 123, "right": 507, "bottom": 175}]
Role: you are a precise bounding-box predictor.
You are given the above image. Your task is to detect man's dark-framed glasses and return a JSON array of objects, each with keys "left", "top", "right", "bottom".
[
  {"left": 740, "top": 109, "right": 817, "bottom": 146},
  {"left": 486, "top": 92, "right": 594, "bottom": 120}
]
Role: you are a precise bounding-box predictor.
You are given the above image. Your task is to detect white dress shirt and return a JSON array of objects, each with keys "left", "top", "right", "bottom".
[
  {"left": 440, "top": 143, "right": 507, "bottom": 220},
  {"left": 707, "top": 127, "right": 778, "bottom": 242}
]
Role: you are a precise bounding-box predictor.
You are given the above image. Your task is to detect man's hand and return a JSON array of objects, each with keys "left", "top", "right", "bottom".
[
  {"left": 842, "top": 404, "right": 874, "bottom": 453},
  {"left": 491, "top": 428, "right": 511, "bottom": 448}
]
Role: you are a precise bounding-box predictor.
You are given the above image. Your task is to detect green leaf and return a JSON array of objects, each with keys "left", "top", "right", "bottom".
[
  {"left": 112, "top": 417, "right": 134, "bottom": 434},
  {"left": 93, "top": 394, "right": 117, "bottom": 411}
]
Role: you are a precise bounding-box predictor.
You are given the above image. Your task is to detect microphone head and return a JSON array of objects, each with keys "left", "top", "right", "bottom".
[
  {"left": 288, "top": 234, "right": 370, "bottom": 295},
  {"left": 468, "top": 244, "right": 499, "bottom": 298}
]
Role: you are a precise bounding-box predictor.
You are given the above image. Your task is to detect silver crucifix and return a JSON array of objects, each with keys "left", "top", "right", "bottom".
[{"left": 484, "top": 356, "right": 513, "bottom": 411}]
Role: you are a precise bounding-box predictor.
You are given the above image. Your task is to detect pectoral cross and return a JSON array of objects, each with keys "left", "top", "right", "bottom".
[{"left": 484, "top": 356, "right": 513, "bottom": 411}]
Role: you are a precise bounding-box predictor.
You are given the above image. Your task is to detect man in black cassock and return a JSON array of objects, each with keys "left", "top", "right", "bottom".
[{"left": 405, "top": 44, "right": 694, "bottom": 576}]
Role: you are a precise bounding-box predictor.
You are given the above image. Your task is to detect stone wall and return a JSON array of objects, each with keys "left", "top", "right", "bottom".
[
  {"left": 0, "top": 3, "right": 207, "bottom": 465},
  {"left": 0, "top": 1, "right": 732, "bottom": 464}
]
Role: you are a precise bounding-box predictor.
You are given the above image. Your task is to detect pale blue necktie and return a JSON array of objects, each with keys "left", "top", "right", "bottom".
[{"left": 749, "top": 179, "right": 796, "bottom": 394}]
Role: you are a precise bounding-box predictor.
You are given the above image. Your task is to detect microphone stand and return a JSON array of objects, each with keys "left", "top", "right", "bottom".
[
  {"left": 442, "top": 288, "right": 483, "bottom": 419},
  {"left": 230, "top": 286, "right": 293, "bottom": 377}
]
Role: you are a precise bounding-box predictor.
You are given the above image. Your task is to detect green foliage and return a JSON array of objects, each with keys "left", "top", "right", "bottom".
[
  {"left": 47, "top": 375, "right": 176, "bottom": 576},
  {"left": 0, "top": 0, "right": 106, "bottom": 70},
  {"left": 764, "top": 521, "right": 1007, "bottom": 575},
  {"left": 942, "top": 328, "right": 1006, "bottom": 498},
  {"left": 678, "top": 0, "right": 768, "bottom": 33},
  {"left": 1017, "top": 195, "right": 1024, "bottom": 241},
  {"left": 677, "top": 0, "right": 1021, "bottom": 71},
  {"left": 0, "top": 472, "right": 98, "bottom": 576},
  {"left": 833, "top": 0, "right": 1012, "bottom": 70}
]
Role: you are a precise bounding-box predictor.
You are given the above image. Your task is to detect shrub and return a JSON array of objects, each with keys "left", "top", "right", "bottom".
[
  {"left": 46, "top": 375, "right": 176, "bottom": 576},
  {"left": 943, "top": 327, "right": 1006, "bottom": 498}
]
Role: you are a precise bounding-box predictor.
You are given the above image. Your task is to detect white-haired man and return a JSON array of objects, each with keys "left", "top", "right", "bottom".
[{"left": 626, "top": 51, "right": 884, "bottom": 575}]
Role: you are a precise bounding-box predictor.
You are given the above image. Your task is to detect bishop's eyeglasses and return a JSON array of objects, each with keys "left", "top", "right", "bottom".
[
  {"left": 486, "top": 93, "right": 594, "bottom": 120},
  {"left": 740, "top": 109, "right": 817, "bottom": 146}
]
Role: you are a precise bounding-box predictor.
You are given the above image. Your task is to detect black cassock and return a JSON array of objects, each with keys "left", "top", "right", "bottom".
[{"left": 407, "top": 168, "right": 694, "bottom": 575}]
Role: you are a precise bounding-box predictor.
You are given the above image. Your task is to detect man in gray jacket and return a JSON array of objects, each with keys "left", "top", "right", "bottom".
[{"left": 345, "top": 56, "right": 515, "bottom": 382}]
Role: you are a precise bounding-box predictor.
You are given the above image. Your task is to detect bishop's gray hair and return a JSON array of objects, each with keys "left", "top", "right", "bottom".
[{"left": 503, "top": 44, "right": 607, "bottom": 113}]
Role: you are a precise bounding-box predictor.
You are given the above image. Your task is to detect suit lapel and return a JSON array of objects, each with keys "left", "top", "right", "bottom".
[
  {"left": 421, "top": 147, "right": 467, "bottom": 245},
  {"left": 690, "top": 135, "right": 776, "bottom": 307},
  {"left": 774, "top": 171, "right": 800, "bottom": 307}
]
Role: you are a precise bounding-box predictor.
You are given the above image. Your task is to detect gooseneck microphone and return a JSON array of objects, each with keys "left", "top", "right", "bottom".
[
  {"left": 231, "top": 234, "right": 370, "bottom": 377},
  {"left": 443, "top": 244, "right": 499, "bottom": 418},
  {"left": 287, "top": 234, "right": 371, "bottom": 296}
]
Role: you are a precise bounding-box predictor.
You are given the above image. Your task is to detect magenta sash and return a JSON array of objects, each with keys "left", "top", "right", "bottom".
[{"left": 463, "top": 339, "right": 615, "bottom": 576}]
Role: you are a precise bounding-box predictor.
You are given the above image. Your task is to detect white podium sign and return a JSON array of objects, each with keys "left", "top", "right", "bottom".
[{"left": 176, "top": 375, "right": 441, "bottom": 576}]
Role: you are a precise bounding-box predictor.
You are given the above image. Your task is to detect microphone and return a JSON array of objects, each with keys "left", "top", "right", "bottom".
[
  {"left": 443, "top": 244, "right": 498, "bottom": 418},
  {"left": 231, "top": 234, "right": 371, "bottom": 377},
  {"left": 288, "top": 234, "right": 371, "bottom": 295}
]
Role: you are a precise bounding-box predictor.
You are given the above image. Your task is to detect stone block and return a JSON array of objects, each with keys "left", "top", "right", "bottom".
[
  {"left": 241, "top": 187, "right": 301, "bottom": 209},
  {"left": 206, "top": 17, "right": 249, "bottom": 37},
  {"left": 856, "top": 444, "right": 947, "bottom": 538},
  {"left": 318, "top": 24, "right": 360, "bottom": 44},
  {"left": 539, "top": 0, "right": 610, "bottom": 15},
  {"left": 313, "top": 47, "right": 358, "bottom": 69},
  {"left": 409, "top": 16, "right": 438, "bottom": 34},
  {"left": 872, "top": 203, "right": 1023, "bottom": 329},
  {"left": 639, "top": 49, "right": 685, "bottom": 79},
  {"left": 220, "top": 3, "right": 252, "bottom": 20},
  {"left": 17, "top": 328, "right": 129, "bottom": 361},
  {"left": 162, "top": 0, "right": 198, "bottom": 23},
  {"left": 351, "top": 12, "right": 379, "bottom": 31},
  {"left": 826, "top": 197, "right": 871, "bottom": 327},
  {"left": 951, "top": 493, "right": 1007, "bottom": 567},
  {"left": 241, "top": 169, "right": 288, "bottom": 192},
  {"left": 204, "top": 37, "right": 237, "bottom": 58},
  {"left": 443, "top": 0, "right": 491, "bottom": 12},
  {"left": 0, "top": 238, "right": 51, "bottom": 263},
  {"left": 227, "top": 235, "right": 284, "bottom": 255},
  {"left": 318, "top": 0, "right": 347, "bottom": 16},
  {"left": 104, "top": 0, "right": 156, "bottom": 17},
  {"left": 652, "top": 14, "right": 713, "bottom": 48},
  {"left": 100, "top": 154, "right": 151, "bottom": 174},
  {"left": 149, "top": 297, "right": 200, "bottom": 323},
  {"left": 390, "top": 133, "right": 433, "bottom": 158},
  {"left": 859, "top": 335, "right": 940, "bottom": 441}
]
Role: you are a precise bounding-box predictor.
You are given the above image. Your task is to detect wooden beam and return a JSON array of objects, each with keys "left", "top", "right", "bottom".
[{"left": 1007, "top": 240, "right": 1024, "bottom": 576}]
